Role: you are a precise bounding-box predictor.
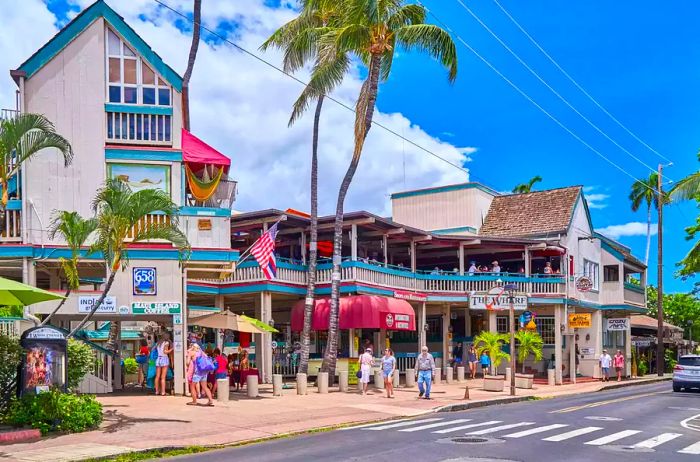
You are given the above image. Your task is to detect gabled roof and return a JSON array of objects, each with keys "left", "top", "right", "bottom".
[
  {"left": 479, "top": 186, "right": 582, "bottom": 238},
  {"left": 595, "top": 232, "right": 647, "bottom": 269},
  {"left": 13, "top": 0, "right": 182, "bottom": 91}
]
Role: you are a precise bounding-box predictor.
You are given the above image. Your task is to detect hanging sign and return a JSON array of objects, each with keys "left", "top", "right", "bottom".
[
  {"left": 575, "top": 276, "right": 593, "bottom": 292},
  {"left": 131, "top": 302, "right": 181, "bottom": 315},
  {"left": 133, "top": 267, "right": 157, "bottom": 295},
  {"left": 379, "top": 312, "right": 413, "bottom": 331},
  {"left": 25, "top": 327, "right": 66, "bottom": 340},
  {"left": 568, "top": 313, "right": 592, "bottom": 329},
  {"left": 605, "top": 318, "right": 629, "bottom": 331},
  {"left": 470, "top": 292, "right": 527, "bottom": 311},
  {"left": 393, "top": 290, "right": 428, "bottom": 302},
  {"left": 78, "top": 295, "right": 117, "bottom": 313}
]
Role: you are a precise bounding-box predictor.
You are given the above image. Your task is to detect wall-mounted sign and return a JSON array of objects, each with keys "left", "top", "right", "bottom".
[
  {"left": 118, "top": 305, "right": 130, "bottom": 315},
  {"left": 469, "top": 293, "right": 528, "bottom": 311},
  {"left": 632, "top": 339, "right": 652, "bottom": 347},
  {"left": 568, "top": 313, "right": 592, "bottom": 329},
  {"left": 393, "top": 290, "right": 427, "bottom": 302},
  {"left": 131, "top": 302, "right": 181, "bottom": 315},
  {"left": 519, "top": 310, "right": 537, "bottom": 329},
  {"left": 379, "top": 312, "right": 413, "bottom": 330},
  {"left": 606, "top": 318, "right": 630, "bottom": 331},
  {"left": 198, "top": 219, "right": 212, "bottom": 231},
  {"left": 78, "top": 295, "right": 117, "bottom": 313},
  {"left": 575, "top": 276, "right": 593, "bottom": 292},
  {"left": 133, "top": 267, "right": 157, "bottom": 295},
  {"left": 580, "top": 347, "right": 595, "bottom": 355}
]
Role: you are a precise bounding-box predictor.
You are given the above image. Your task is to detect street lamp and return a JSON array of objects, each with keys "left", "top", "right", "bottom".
[{"left": 504, "top": 282, "right": 518, "bottom": 397}]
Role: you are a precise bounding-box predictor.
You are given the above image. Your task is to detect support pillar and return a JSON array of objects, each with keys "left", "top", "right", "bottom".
[
  {"left": 458, "top": 244, "right": 465, "bottom": 275},
  {"left": 625, "top": 317, "right": 632, "bottom": 377},
  {"left": 442, "top": 304, "right": 451, "bottom": 371},
  {"left": 410, "top": 240, "right": 417, "bottom": 272},
  {"left": 300, "top": 232, "right": 307, "bottom": 264},
  {"left": 382, "top": 234, "right": 388, "bottom": 267},
  {"left": 524, "top": 247, "right": 531, "bottom": 293},
  {"left": 592, "top": 310, "right": 603, "bottom": 379},
  {"left": 488, "top": 311, "right": 497, "bottom": 333},
  {"left": 554, "top": 305, "right": 563, "bottom": 385},
  {"left": 215, "top": 294, "right": 225, "bottom": 350},
  {"left": 255, "top": 291, "right": 273, "bottom": 383},
  {"left": 113, "top": 321, "right": 122, "bottom": 390},
  {"left": 349, "top": 328, "right": 357, "bottom": 358},
  {"left": 418, "top": 302, "right": 426, "bottom": 349},
  {"left": 569, "top": 334, "right": 576, "bottom": 384},
  {"left": 465, "top": 308, "right": 471, "bottom": 339},
  {"left": 379, "top": 328, "right": 387, "bottom": 354},
  {"left": 351, "top": 224, "right": 358, "bottom": 261}
]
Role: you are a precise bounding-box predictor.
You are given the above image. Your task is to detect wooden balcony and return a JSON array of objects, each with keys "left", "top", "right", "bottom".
[
  {"left": 105, "top": 107, "right": 172, "bottom": 146},
  {"left": 0, "top": 207, "right": 22, "bottom": 243},
  {"left": 623, "top": 281, "right": 646, "bottom": 307}
]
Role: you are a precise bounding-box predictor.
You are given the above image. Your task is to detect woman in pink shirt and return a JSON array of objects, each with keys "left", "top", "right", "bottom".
[
  {"left": 613, "top": 350, "right": 625, "bottom": 382},
  {"left": 211, "top": 348, "right": 228, "bottom": 396}
]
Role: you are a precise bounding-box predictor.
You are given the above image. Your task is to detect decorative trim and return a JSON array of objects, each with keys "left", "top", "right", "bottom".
[
  {"left": 601, "top": 240, "right": 625, "bottom": 262},
  {"left": 6, "top": 199, "right": 21, "bottom": 211},
  {"left": 189, "top": 305, "right": 222, "bottom": 312},
  {"left": 105, "top": 148, "right": 181, "bottom": 162},
  {"left": 179, "top": 207, "right": 231, "bottom": 218},
  {"left": 391, "top": 182, "right": 499, "bottom": 200},
  {"left": 0, "top": 245, "right": 238, "bottom": 262},
  {"left": 430, "top": 226, "right": 477, "bottom": 235},
  {"left": 105, "top": 103, "right": 173, "bottom": 115}
]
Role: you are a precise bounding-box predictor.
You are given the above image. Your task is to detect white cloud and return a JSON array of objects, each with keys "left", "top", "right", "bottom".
[
  {"left": 43, "top": 0, "right": 475, "bottom": 216},
  {"left": 585, "top": 193, "right": 610, "bottom": 209},
  {"left": 596, "top": 222, "right": 657, "bottom": 240}
]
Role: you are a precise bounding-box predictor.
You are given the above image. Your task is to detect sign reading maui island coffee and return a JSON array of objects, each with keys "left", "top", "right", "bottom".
[
  {"left": 379, "top": 311, "right": 413, "bottom": 330},
  {"left": 568, "top": 313, "right": 592, "bottom": 329},
  {"left": 469, "top": 292, "right": 527, "bottom": 311},
  {"left": 605, "top": 318, "right": 629, "bottom": 331},
  {"left": 131, "top": 302, "right": 181, "bottom": 315},
  {"left": 575, "top": 276, "right": 593, "bottom": 292},
  {"left": 393, "top": 290, "right": 428, "bottom": 302}
]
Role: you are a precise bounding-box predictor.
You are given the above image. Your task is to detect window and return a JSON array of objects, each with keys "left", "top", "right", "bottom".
[
  {"left": 583, "top": 259, "right": 600, "bottom": 290},
  {"left": 496, "top": 317, "right": 509, "bottom": 334},
  {"left": 535, "top": 317, "right": 555, "bottom": 345},
  {"left": 604, "top": 265, "right": 619, "bottom": 282},
  {"left": 106, "top": 28, "right": 172, "bottom": 106}
]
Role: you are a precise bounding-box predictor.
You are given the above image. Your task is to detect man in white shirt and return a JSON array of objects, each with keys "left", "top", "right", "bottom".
[
  {"left": 468, "top": 261, "right": 477, "bottom": 274},
  {"left": 358, "top": 348, "right": 374, "bottom": 395},
  {"left": 491, "top": 261, "right": 501, "bottom": 273},
  {"left": 599, "top": 349, "right": 612, "bottom": 382}
]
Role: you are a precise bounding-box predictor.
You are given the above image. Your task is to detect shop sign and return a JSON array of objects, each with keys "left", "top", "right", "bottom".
[
  {"left": 78, "top": 295, "right": 116, "bottom": 313},
  {"left": 605, "top": 318, "right": 629, "bottom": 331},
  {"left": 131, "top": 302, "right": 181, "bottom": 315},
  {"left": 198, "top": 219, "right": 212, "bottom": 231},
  {"left": 133, "top": 267, "right": 157, "bottom": 295},
  {"left": 393, "top": 290, "right": 427, "bottom": 302},
  {"left": 25, "top": 327, "right": 65, "bottom": 340},
  {"left": 469, "top": 293, "right": 527, "bottom": 311},
  {"left": 173, "top": 314, "right": 182, "bottom": 325},
  {"left": 633, "top": 339, "right": 652, "bottom": 347},
  {"left": 580, "top": 347, "right": 595, "bottom": 355},
  {"left": 380, "top": 312, "right": 412, "bottom": 330},
  {"left": 575, "top": 276, "right": 593, "bottom": 292},
  {"left": 568, "top": 313, "right": 592, "bottom": 329}
]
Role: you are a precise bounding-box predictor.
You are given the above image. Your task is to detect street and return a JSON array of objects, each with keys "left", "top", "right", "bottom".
[{"left": 172, "top": 382, "right": 700, "bottom": 462}]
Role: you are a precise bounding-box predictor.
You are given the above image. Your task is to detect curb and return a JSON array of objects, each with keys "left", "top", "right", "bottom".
[
  {"left": 598, "top": 376, "right": 671, "bottom": 392},
  {"left": 0, "top": 429, "right": 41, "bottom": 445},
  {"left": 434, "top": 395, "right": 538, "bottom": 413}
]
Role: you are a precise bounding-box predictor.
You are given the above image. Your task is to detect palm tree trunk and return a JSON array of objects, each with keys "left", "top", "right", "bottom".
[
  {"left": 40, "top": 287, "right": 71, "bottom": 326},
  {"left": 67, "top": 271, "right": 117, "bottom": 338},
  {"left": 182, "top": 0, "right": 202, "bottom": 131},
  {"left": 321, "top": 54, "right": 381, "bottom": 378},
  {"left": 299, "top": 95, "right": 324, "bottom": 374},
  {"left": 645, "top": 205, "right": 651, "bottom": 266}
]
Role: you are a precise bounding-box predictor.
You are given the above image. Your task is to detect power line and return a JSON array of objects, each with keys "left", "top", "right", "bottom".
[
  {"left": 452, "top": 0, "right": 659, "bottom": 177},
  {"left": 490, "top": 0, "right": 674, "bottom": 165}
]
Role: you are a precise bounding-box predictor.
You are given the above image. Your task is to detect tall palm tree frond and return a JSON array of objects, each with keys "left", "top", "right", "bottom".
[
  {"left": 395, "top": 24, "right": 458, "bottom": 82},
  {"left": 289, "top": 53, "right": 350, "bottom": 125}
]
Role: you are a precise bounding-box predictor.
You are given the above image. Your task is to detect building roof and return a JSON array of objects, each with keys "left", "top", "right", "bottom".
[
  {"left": 479, "top": 186, "right": 582, "bottom": 238},
  {"left": 390, "top": 182, "right": 500, "bottom": 200},
  {"left": 595, "top": 232, "right": 647, "bottom": 269},
  {"left": 630, "top": 315, "right": 683, "bottom": 332}
]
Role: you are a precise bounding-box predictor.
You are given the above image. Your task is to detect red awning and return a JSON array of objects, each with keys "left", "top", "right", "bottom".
[
  {"left": 291, "top": 295, "right": 416, "bottom": 332},
  {"left": 182, "top": 129, "right": 231, "bottom": 173}
]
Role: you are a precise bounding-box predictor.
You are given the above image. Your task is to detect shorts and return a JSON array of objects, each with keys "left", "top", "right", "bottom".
[
  {"left": 360, "top": 365, "right": 371, "bottom": 384},
  {"left": 216, "top": 372, "right": 228, "bottom": 380},
  {"left": 192, "top": 373, "right": 207, "bottom": 383},
  {"left": 453, "top": 358, "right": 462, "bottom": 364},
  {"left": 615, "top": 367, "right": 622, "bottom": 372},
  {"left": 602, "top": 367, "right": 610, "bottom": 375},
  {"left": 156, "top": 356, "right": 170, "bottom": 368},
  {"left": 382, "top": 370, "right": 393, "bottom": 379}
]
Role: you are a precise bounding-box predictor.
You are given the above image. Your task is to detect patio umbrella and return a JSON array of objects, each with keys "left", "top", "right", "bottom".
[
  {"left": 0, "top": 276, "right": 65, "bottom": 306},
  {"left": 188, "top": 310, "right": 266, "bottom": 333},
  {"left": 240, "top": 314, "right": 279, "bottom": 333}
]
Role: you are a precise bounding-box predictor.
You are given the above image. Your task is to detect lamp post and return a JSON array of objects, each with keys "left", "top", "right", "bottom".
[{"left": 503, "top": 282, "right": 518, "bottom": 397}]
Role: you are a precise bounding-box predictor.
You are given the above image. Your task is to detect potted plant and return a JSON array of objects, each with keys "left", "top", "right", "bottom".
[
  {"left": 473, "top": 331, "right": 510, "bottom": 392},
  {"left": 514, "top": 330, "right": 543, "bottom": 389},
  {"left": 123, "top": 357, "right": 139, "bottom": 385}
]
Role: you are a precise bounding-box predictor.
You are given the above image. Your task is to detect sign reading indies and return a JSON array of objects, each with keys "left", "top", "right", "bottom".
[
  {"left": 568, "top": 313, "right": 592, "bottom": 329},
  {"left": 78, "top": 296, "right": 117, "bottom": 313},
  {"left": 605, "top": 318, "right": 629, "bottom": 331},
  {"left": 379, "top": 311, "right": 412, "bottom": 330}
]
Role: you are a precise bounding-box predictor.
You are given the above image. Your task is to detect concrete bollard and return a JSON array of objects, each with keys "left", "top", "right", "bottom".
[
  {"left": 433, "top": 368, "right": 441, "bottom": 385},
  {"left": 246, "top": 374, "right": 259, "bottom": 398},
  {"left": 457, "top": 366, "right": 465, "bottom": 382},
  {"left": 272, "top": 374, "right": 283, "bottom": 397},
  {"left": 547, "top": 368, "right": 555, "bottom": 386},
  {"left": 374, "top": 371, "right": 384, "bottom": 389},
  {"left": 339, "top": 370, "right": 349, "bottom": 392},
  {"left": 405, "top": 371, "right": 416, "bottom": 388},
  {"left": 392, "top": 370, "right": 400, "bottom": 388},
  {"left": 445, "top": 366, "right": 453, "bottom": 384},
  {"left": 505, "top": 367, "right": 511, "bottom": 384},
  {"left": 216, "top": 379, "right": 229, "bottom": 402},
  {"left": 296, "top": 373, "right": 308, "bottom": 395},
  {"left": 317, "top": 372, "right": 329, "bottom": 394}
]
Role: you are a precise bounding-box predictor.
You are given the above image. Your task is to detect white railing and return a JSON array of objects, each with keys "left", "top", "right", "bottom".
[
  {"left": 106, "top": 110, "right": 172, "bottom": 145},
  {"left": 0, "top": 319, "right": 20, "bottom": 338},
  {"left": 126, "top": 213, "right": 170, "bottom": 241},
  {"left": 0, "top": 109, "right": 19, "bottom": 121},
  {"left": 1, "top": 209, "right": 22, "bottom": 242}
]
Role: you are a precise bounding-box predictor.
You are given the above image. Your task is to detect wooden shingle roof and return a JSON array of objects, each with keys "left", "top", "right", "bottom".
[{"left": 479, "top": 186, "right": 581, "bottom": 237}]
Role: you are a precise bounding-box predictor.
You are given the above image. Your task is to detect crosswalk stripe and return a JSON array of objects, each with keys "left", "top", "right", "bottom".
[
  {"left": 466, "top": 422, "right": 535, "bottom": 435},
  {"left": 398, "top": 419, "right": 471, "bottom": 432},
  {"left": 340, "top": 419, "right": 410, "bottom": 430},
  {"left": 678, "top": 441, "right": 700, "bottom": 455},
  {"left": 366, "top": 418, "right": 443, "bottom": 431},
  {"left": 632, "top": 433, "right": 683, "bottom": 449},
  {"left": 433, "top": 420, "right": 503, "bottom": 434},
  {"left": 542, "top": 427, "right": 603, "bottom": 442},
  {"left": 584, "top": 430, "right": 641, "bottom": 446},
  {"left": 503, "top": 424, "right": 569, "bottom": 438}
]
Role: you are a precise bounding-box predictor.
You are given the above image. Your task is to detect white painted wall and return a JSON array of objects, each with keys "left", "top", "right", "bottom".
[
  {"left": 180, "top": 215, "right": 230, "bottom": 248},
  {"left": 561, "top": 197, "right": 601, "bottom": 304}
]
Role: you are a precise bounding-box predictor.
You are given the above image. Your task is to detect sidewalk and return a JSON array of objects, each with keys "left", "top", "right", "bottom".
[{"left": 0, "top": 375, "right": 670, "bottom": 462}]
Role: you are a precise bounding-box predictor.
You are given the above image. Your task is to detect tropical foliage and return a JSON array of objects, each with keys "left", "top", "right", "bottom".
[
  {"left": 646, "top": 285, "right": 700, "bottom": 341},
  {"left": 512, "top": 175, "right": 542, "bottom": 194},
  {"left": 66, "top": 338, "right": 96, "bottom": 390},
  {"left": 473, "top": 331, "right": 510, "bottom": 375},
  {"left": 515, "top": 330, "right": 544, "bottom": 374},
  {"left": 5, "top": 390, "right": 102, "bottom": 435},
  {"left": 629, "top": 172, "right": 664, "bottom": 266},
  {"left": 670, "top": 152, "right": 700, "bottom": 275},
  {"left": 0, "top": 334, "right": 22, "bottom": 413},
  {"left": 181, "top": 0, "right": 202, "bottom": 131}
]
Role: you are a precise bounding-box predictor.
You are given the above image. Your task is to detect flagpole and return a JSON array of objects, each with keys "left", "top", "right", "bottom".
[{"left": 235, "top": 215, "right": 286, "bottom": 268}]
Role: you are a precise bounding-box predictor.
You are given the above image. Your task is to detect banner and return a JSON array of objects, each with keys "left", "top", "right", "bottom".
[
  {"left": 568, "top": 313, "right": 591, "bottom": 329},
  {"left": 605, "top": 318, "right": 629, "bottom": 331},
  {"left": 469, "top": 293, "right": 527, "bottom": 311}
]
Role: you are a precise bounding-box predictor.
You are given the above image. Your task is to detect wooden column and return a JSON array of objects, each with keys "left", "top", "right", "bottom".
[
  {"left": 351, "top": 224, "right": 358, "bottom": 261},
  {"left": 410, "top": 240, "right": 417, "bottom": 272},
  {"left": 300, "top": 232, "right": 307, "bottom": 264},
  {"left": 382, "top": 234, "right": 388, "bottom": 267},
  {"left": 554, "top": 305, "right": 563, "bottom": 385},
  {"left": 458, "top": 243, "right": 465, "bottom": 275}
]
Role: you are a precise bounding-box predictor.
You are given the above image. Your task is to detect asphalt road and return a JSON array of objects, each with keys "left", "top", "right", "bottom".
[{"left": 172, "top": 382, "right": 700, "bottom": 462}]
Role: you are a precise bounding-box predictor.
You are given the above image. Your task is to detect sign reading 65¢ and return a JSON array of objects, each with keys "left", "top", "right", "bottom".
[{"left": 133, "top": 267, "right": 157, "bottom": 295}]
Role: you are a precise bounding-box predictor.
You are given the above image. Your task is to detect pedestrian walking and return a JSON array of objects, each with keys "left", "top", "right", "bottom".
[
  {"left": 358, "top": 348, "right": 374, "bottom": 395},
  {"left": 186, "top": 343, "right": 214, "bottom": 406},
  {"left": 382, "top": 348, "right": 396, "bottom": 398},
  {"left": 210, "top": 348, "right": 228, "bottom": 396},
  {"left": 599, "top": 349, "right": 612, "bottom": 382},
  {"left": 613, "top": 349, "right": 625, "bottom": 382},
  {"left": 467, "top": 345, "right": 478, "bottom": 379},
  {"left": 480, "top": 350, "right": 491, "bottom": 377},
  {"left": 452, "top": 342, "right": 464, "bottom": 368},
  {"left": 136, "top": 339, "right": 149, "bottom": 387},
  {"left": 154, "top": 333, "right": 173, "bottom": 396},
  {"left": 414, "top": 346, "right": 436, "bottom": 400}
]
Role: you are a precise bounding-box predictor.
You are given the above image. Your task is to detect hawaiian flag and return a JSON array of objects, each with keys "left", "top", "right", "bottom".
[{"left": 250, "top": 223, "right": 278, "bottom": 280}]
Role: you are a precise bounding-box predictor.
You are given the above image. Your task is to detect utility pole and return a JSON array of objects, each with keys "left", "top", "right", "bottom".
[
  {"left": 505, "top": 283, "right": 517, "bottom": 396},
  {"left": 657, "top": 164, "right": 664, "bottom": 376}
]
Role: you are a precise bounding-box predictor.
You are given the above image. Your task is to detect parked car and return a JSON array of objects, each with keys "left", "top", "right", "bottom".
[{"left": 672, "top": 354, "right": 700, "bottom": 392}]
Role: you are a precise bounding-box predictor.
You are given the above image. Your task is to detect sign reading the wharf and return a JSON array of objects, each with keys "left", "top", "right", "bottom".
[
  {"left": 78, "top": 296, "right": 117, "bottom": 313},
  {"left": 393, "top": 290, "right": 427, "bottom": 302},
  {"left": 131, "top": 302, "right": 181, "bottom": 315},
  {"left": 605, "top": 318, "right": 630, "bottom": 331},
  {"left": 133, "top": 267, "right": 157, "bottom": 295},
  {"left": 379, "top": 312, "right": 413, "bottom": 331},
  {"left": 568, "top": 313, "right": 592, "bottom": 329},
  {"left": 575, "top": 276, "right": 593, "bottom": 292},
  {"left": 469, "top": 293, "right": 527, "bottom": 311}
]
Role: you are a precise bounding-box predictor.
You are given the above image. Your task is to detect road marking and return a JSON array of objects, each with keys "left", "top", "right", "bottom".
[
  {"left": 366, "top": 418, "right": 442, "bottom": 430},
  {"left": 503, "top": 424, "right": 569, "bottom": 438},
  {"left": 466, "top": 422, "right": 535, "bottom": 435},
  {"left": 631, "top": 433, "right": 683, "bottom": 449},
  {"left": 678, "top": 441, "right": 700, "bottom": 455},
  {"left": 551, "top": 392, "right": 660, "bottom": 414},
  {"left": 542, "top": 426, "right": 603, "bottom": 441},
  {"left": 398, "top": 419, "right": 470, "bottom": 432},
  {"left": 681, "top": 412, "right": 700, "bottom": 432},
  {"left": 584, "top": 430, "right": 641, "bottom": 445},
  {"left": 433, "top": 420, "right": 502, "bottom": 434},
  {"left": 340, "top": 419, "right": 410, "bottom": 430}
]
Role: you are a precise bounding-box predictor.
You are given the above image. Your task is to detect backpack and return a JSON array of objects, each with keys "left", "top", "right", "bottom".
[{"left": 196, "top": 354, "right": 216, "bottom": 373}]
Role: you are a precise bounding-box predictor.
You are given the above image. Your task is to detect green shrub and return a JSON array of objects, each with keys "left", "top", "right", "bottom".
[
  {"left": 67, "top": 339, "right": 95, "bottom": 390},
  {"left": 0, "top": 334, "right": 22, "bottom": 412},
  {"left": 5, "top": 390, "right": 102, "bottom": 435},
  {"left": 664, "top": 348, "right": 677, "bottom": 372},
  {"left": 124, "top": 357, "right": 138, "bottom": 375},
  {"left": 638, "top": 359, "right": 648, "bottom": 376}
]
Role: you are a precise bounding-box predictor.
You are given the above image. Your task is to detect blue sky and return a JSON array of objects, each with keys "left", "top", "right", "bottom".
[{"left": 26, "top": 1, "right": 700, "bottom": 293}]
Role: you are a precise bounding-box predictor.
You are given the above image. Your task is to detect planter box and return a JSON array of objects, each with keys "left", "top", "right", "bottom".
[
  {"left": 124, "top": 373, "right": 139, "bottom": 385},
  {"left": 483, "top": 375, "right": 505, "bottom": 392},
  {"left": 515, "top": 373, "right": 534, "bottom": 389}
]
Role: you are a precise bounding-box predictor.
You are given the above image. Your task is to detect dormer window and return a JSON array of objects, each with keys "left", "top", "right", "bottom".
[{"left": 106, "top": 28, "right": 171, "bottom": 106}]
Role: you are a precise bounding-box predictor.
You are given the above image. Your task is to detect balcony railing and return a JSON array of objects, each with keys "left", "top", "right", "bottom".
[
  {"left": 126, "top": 213, "right": 170, "bottom": 240},
  {"left": 0, "top": 208, "right": 22, "bottom": 242},
  {"left": 623, "top": 282, "right": 646, "bottom": 307},
  {"left": 106, "top": 110, "right": 172, "bottom": 145},
  {"left": 0, "top": 109, "right": 19, "bottom": 121}
]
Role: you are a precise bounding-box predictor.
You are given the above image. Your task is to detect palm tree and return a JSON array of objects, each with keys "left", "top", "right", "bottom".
[
  {"left": 40, "top": 211, "right": 97, "bottom": 326},
  {"left": 629, "top": 172, "right": 661, "bottom": 266},
  {"left": 318, "top": 0, "right": 458, "bottom": 377},
  {"left": 473, "top": 331, "right": 510, "bottom": 376},
  {"left": 182, "top": 0, "right": 202, "bottom": 131},
  {"left": 68, "top": 179, "right": 190, "bottom": 338},
  {"left": 0, "top": 113, "right": 73, "bottom": 211},
  {"left": 261, "top": 0, "right": 349, "bottom": 375},
  {"left": 512, "top": 176, "right": 542, "bottom": 194},
  {"left": 514, "top": 329, "right": 543, "bottom": 374}
]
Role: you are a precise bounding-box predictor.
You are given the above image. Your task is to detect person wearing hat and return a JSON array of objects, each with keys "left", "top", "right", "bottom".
[
  {"left": 468, "top": 261, "right": 477, "bottom": 274},
  {"left": 358, "top": 347, "right": 374, "bottom": 395},
  {"left": 414, "top": 346, "right": 436, "bottom": 399},
  {"left": 491, "top": 261, "right": 501, "bottom": 273},
  {"left": 599, "top": 349, "right": 612, "bottom": 382}
]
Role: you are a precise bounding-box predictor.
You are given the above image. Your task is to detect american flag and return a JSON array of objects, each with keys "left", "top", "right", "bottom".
[{"left": 250, "top": 223, "right": 278, "bottom": 280}]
